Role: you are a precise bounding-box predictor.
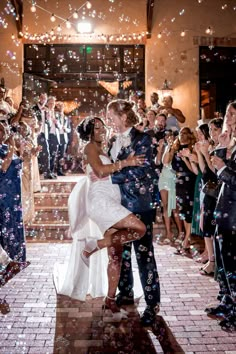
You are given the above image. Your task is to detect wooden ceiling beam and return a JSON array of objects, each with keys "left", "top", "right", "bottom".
[
  {"left": 10, "top": 0, "right": 23, "bottom": 37},
  {"left": 147, "top": 0, "right": 155, "bottom": 39}
]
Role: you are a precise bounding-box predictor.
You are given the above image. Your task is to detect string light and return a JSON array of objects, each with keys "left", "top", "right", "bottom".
[
  {"left": 86, "top": 1, "right": 92, "bottom": 9},
  {"left": 180, "top": 30, "right": 186, "bottom": 37},
  {"left": 205, "top": 26, "right": 213, "bottom": 35},
  {"left": 30, "top": 2, "right": 37, "bottom": 13},
  {"left": 18, "top": 30, "right": 148, "bottom": 44},
  {"left": 73, "top": 10, "right": 79, "bottom": 19},
  {"left": 65, "top": 19, "right": 71, "bottom": 29},
  {"left": 50, "top": 13, "right": 56, "bottom": 22}
]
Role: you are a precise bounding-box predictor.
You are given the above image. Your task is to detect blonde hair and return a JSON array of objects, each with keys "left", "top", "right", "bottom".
[{"left": 107, "top": 99, "right": 139, "bottom": 126}]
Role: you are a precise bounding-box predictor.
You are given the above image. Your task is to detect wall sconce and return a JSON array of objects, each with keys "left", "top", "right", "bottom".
[{"left": 160, "top": 79, "right": 173, "bottom": 97}]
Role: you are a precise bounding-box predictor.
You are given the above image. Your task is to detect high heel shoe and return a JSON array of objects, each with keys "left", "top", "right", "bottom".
[
  {"left": 80, "top": 240, "right": 99, "bottom": 267},
  {"left": 103, "top": 296, "right": 128, "bottom": 320},
  {"left": 199, "top": 260, "right": 215, "bottom": 276},
  {"left": 195, "top": 251, "right": 209, "bottom": 264},
  {"left": 174, "top": 232, "right": 185, "bottom": 245}
]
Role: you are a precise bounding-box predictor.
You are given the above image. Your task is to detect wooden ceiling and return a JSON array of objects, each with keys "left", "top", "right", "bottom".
[{"left": 9, "top": 0, "right": 155, "bottom": 39}]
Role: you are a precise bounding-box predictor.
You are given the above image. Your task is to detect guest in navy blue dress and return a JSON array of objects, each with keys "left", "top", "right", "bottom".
[{"left": 0, "top": 123, "right": 26, "bottom": 262}]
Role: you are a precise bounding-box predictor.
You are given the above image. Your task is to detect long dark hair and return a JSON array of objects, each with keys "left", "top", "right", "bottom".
[
  {"left": 197, "top": 123, "right": 210, "bottom": 140},
  {"left": 77, "top": 116, "right": 105, "bottom": 142}
]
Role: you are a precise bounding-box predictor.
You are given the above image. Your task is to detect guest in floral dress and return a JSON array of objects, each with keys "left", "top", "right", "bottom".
[{"left": 0, "top": 123, "right": 26, "bottom": 261}]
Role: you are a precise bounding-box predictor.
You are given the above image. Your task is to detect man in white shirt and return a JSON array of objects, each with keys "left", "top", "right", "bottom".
[{"left": 32, "top": 93, "right": 54, "bottom": 179}]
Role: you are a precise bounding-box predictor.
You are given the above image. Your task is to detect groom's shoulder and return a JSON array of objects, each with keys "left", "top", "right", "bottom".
[{"left": 132, "top": 127, "right": 152, "bottom": 142}]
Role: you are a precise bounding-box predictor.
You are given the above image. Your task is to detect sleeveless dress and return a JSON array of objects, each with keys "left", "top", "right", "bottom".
[
  {"left": 158, "top": 163, "right": 176, "bottom": 217},
  {"left": 86, "top": 155, "right": 132, "bottom": 235},
  {"left": 53, "top": 155, "right": 132, "bottom": 301}
]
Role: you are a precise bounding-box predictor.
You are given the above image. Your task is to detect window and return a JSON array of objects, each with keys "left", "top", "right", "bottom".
[
  {"left": 23, "top": 43, "right": 145, "bottom": 114},
  {"left": 199, "top": 46, "right": 236, "bottom": 119}
]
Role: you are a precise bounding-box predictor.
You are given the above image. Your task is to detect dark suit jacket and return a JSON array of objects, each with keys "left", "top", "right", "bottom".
[
  {"left": 108, "top": 127, "right": 155, "bottom": 214},
  {"left": 215, "top": 147, "right": 236, "bottom": 231}
]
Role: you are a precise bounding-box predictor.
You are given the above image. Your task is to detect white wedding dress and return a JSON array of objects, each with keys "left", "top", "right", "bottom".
[{"left": 53, "top": 155, "right": 132, "bottom": 301}]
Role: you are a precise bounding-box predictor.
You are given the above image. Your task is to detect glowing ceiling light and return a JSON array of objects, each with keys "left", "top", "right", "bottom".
[
  {"left": 77, "top": 21, "right": 92, "bottom": 33},
  {"left": 86, "top": 1, "right": 92, "bottom": 9},
  {"left": 66, "top": 20, "right": 71, "bottom": 29},
  {"left": 50, "top": 14, "right": 56, "bottom": 22},
  {"left": 30, "top": 3, "right": 37, "bottom": 13},
  {"left": 73, "top": 10, "right": 79, "bottom": 19}
]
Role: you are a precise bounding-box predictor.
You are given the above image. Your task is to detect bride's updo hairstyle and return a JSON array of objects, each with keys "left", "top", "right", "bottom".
[
  {"left": 77, "top": 116, "right": 104, "bottom": 142},
  {"left": 107, "top": 99, "right": 139, "bottom": 126}
]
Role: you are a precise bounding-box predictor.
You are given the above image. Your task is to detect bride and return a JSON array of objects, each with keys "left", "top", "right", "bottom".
[{"left": 54, "top": 116, "right": 146, "bottom": 318}]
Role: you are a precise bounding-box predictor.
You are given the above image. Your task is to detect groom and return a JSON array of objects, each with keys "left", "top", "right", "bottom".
[{"left": 107, "top": 99, "right": 160, "bottom": 326}]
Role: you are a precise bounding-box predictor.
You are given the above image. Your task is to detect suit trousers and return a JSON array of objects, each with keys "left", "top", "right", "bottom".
[
  {"left": 118, "top": 210, "right": 160, "bottom": 307},
  {"left": 37, "top": 133, "right": 50, "bottom": 176},
  {"left": 215, "top": 226, "right": 236, "bottom": 299},
  {"left": 57, "top": 134, "right": 67, "bottom": 172},
  {"left": 49, "top": 134, "right": 59, "bottom": 173}
]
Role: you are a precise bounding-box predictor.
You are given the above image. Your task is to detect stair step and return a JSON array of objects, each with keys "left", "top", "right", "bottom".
[
  {"left": 25, "top": 223, "right": 71, "bottom": 242},
  {"left": 40, "top": 183, "right": 76, "bottom": 194},
  {"left": 33, "top": 206, "right": 69, "bottom": 223},
  {"left": 34, "top": 193, "right": 70, "bottom": 207}
]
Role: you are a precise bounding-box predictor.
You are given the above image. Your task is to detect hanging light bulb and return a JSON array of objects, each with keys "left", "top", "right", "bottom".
[
  {"left": 66, "top": 19, "right": 71, "bottom": 29},
  {"left": 57, "top": 24, "right": 62, "bottom": 32},
  {"left": 86, "top": 1, "right": 92, "bottom": 9},
  {"left": 30, "top": 2, "right": 37, "bottom": 13},
  {"left": 205, "top": 26, "right": 213, "bottom": 35},
  {"left": 50, "top": 14, "right": 56, "bottom": 22},
  {"left": 180, "top": 30, "right": 186, "bottom": 37},
  {"left": 73, "top": 10, "right": 79, "bottom": 19}
]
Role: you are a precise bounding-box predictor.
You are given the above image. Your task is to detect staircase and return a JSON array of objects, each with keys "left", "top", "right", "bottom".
[
  {"left": 25, "top": 175, "right": 166, "bottom": 242},
  {"left": 25, "top": 175, "right": 82, "bottom": 242}
]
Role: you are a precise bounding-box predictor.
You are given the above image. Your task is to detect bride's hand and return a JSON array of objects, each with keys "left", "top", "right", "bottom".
[{"left": 125, "top": 152, "right": 146, "bottom": 167}]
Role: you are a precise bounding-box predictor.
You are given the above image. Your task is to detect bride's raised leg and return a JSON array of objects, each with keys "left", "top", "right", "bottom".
[
  {"left": 81, "top": 214, "right": 146, "bottom": 267},
  {"left": 98, "top": 214, "right": 146, "bottom": 249}
]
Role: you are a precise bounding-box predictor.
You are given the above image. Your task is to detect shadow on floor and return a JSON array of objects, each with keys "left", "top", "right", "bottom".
[
  {"left": 151, "top": 315, "right": 184, "bottom": 353},
  {"left": 53, "top": 295, "right": 184, "bottom": 354}
]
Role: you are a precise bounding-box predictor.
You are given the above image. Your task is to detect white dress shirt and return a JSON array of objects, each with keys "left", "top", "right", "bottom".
[{"left": 110, "top": 127, "right": 132, "bottom": 162}]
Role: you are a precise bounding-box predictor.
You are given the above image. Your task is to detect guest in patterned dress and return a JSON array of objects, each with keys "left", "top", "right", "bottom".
[{"left": 0, "top": 123, "right": 26, "bottom": 262}]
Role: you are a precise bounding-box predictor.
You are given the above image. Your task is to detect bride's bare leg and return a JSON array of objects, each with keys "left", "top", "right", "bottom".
[
  {"left": 107, "top": 244, "right": 123, "bottom": 299},
  {"left": 98, "top": 214, "right": 146, "bottom": 249},
  {"left": 82, "top": 214, "right": 145, "bottom": 260}
]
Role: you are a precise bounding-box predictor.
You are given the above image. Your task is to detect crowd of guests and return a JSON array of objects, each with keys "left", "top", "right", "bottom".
[
  {"left": 0, "top": 88, "right": 73, "bottom": 294},
  {"left": 0, "top": 84, "right": 235, "bottom": 330},
  {"left": 130, "top": 91, "right": 236, "bottom": 331}
]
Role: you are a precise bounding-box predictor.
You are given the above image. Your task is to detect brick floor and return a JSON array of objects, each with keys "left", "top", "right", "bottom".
[{"left": 0, "top": 241, "right": 235, "bottom": 354}]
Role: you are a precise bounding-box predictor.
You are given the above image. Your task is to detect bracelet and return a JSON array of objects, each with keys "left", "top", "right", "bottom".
[{"left": 118, "top": 160, "right": 122, "bottom": 171}]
